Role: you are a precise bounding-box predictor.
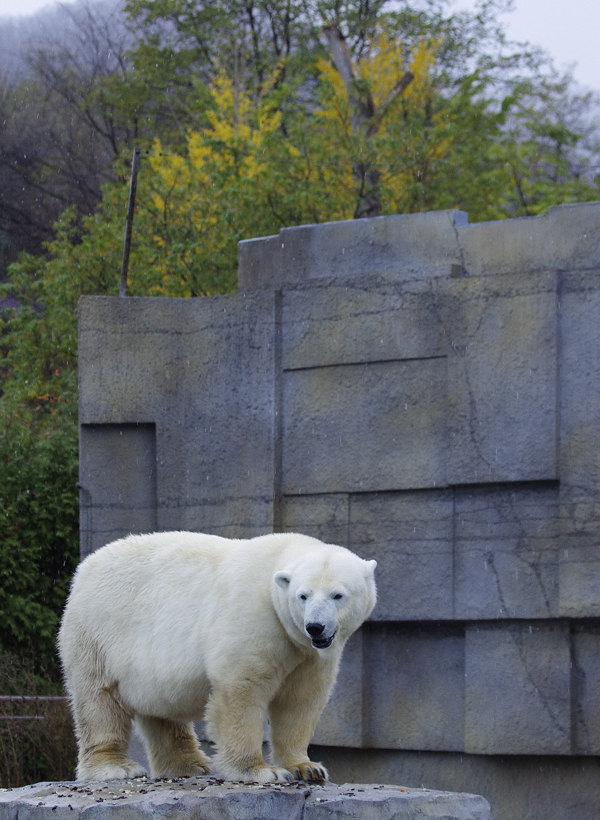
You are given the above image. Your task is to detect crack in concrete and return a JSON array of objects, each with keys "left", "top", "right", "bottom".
[{"left": 510, "top": 626, "right": 570, "bottom": 742}]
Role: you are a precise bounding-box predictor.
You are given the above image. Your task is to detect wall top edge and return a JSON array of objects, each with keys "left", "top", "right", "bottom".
[{"left": 237, "top": 201, "right": 600, "bottom": 290}]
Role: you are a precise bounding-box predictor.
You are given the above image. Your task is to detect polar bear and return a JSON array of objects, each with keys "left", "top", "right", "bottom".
[{"left": 58, "top": 531, "right": 377, "bottom": 784}]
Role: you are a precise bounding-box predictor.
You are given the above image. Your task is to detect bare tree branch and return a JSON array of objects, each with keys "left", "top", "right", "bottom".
[
  {"left": 323, "top": 22, "right": 374, "bottom": 133},
  {"left": 323, "top": 21, "right": 413, "bottom": 219},
  {"left": 366, "top": 70, "right": 413, "bottom": 138}
]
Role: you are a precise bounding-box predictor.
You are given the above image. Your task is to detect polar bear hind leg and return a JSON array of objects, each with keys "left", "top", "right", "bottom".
[
  {"left": 72, "top": 686, "right": 147, "bottom": 781},
  {"left": 135, "top": 716, "right": 211, "bottom": 777}
]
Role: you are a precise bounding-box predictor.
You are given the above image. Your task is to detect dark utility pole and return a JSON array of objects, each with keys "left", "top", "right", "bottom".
[{"left": 120, "top": 147, "right": 141, "bottom": 297}]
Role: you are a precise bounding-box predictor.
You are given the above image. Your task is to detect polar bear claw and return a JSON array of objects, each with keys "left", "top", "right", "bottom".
[{"left": 288, "top": 761, "right": 329, "bottom": 782}]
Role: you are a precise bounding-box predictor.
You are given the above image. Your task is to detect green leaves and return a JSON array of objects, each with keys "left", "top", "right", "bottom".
[
  {"left": 0, "top": 419, "right": 79, "bottom": 672},
  {"left": 494, "top": 73, "right": 600, "bottom": 216}
]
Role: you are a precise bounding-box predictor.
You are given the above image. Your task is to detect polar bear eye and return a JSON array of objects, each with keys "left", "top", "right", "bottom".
[
  {"left": 333, "top": 593, "right": 344, "bottom": 600},
  {"left": 299, "top": 593, "right": 308, "bottom": 601}
]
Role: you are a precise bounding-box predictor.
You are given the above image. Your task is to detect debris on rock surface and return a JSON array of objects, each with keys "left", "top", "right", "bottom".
[{"left": 0, "top": 776, "right": 492, "bottom": 819}]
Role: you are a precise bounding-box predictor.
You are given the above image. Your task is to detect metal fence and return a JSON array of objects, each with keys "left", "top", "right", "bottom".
[
  {"left": 0, "top": 695, "right": 69, "bottom": 719},
  {"left": 0, "top": 694, "right": 75, "bottom": 786}
]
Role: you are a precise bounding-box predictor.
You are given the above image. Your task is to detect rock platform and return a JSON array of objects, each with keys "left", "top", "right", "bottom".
[{"left": 0, "top": 776, "right": 491, "bottom": 820}]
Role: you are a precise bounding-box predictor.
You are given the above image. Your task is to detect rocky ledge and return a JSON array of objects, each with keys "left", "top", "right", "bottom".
[{"left": 0, "top": 775, "right": 490, "bottom": 820}]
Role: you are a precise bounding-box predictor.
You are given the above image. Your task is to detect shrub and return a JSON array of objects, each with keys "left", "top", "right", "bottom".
[{"left": 0, "top": 418, "right": 79, "bottom": 675}]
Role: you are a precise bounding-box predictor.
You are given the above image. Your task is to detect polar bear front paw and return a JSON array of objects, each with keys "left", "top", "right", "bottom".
[
  {"left": 78, "top": 756, "right": 147, "bottom": 781},
  {"left": 287, "top": 761, "right": 328, "bottom": 782},
  {"left": 255, "top": 765, "right": 295, "bottom": 784},
  {"left": 189, "top": 762, "right": 212, "bottom": 776},
  {"left": 215, "top": 758, "right": 293, "bottom": 784}
]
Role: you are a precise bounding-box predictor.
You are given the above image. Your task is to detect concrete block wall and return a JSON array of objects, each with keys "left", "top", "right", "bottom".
[{"left": 78, "top": 201, "right": 600, "bottom": 820}]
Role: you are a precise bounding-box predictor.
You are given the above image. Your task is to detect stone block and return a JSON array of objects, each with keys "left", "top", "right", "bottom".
[
  {"left": 282, "top": 358, "right": 447, "bottom": 495},
  {"left": 558, "top": 539, "right": 600, "bottom": 617},
  {"left": 572, "top": 624, "right": 600, "bottom": 754},
  {"left": 81, "top": 510, "right": 161, "bottom": 558},
  {"left": 349, "top": 491, "right": 454, "bottom": 620},
  {"left": 164, "top": 498, "right": 276, "bottom": 540},
  {"left": 238, "top": 209, "right": 468, "bottom": 291},
  {"left": 465, "top": 622, "right": 571, "bottom": 755},
  {"left": 458, "top": 201, "right": 600, "bottom": 278},
  {"left": 0, "top": 779, "right": 491, "bottom": 820},
  {"left": 280, "top": 494, "right": 350, "bottom": 547},
  {"left": 78, "top": 293, "right": 279, "bottom": 549},
  {"left": 313, "top": 747, "right": 600, "bottom": 820},
  {"left": 304, "top": 784, "right": 490, "bottom": 820},
  {"left": 281, "top": 282, "right": 445, "bottom": 371},
  {"left": 156, "top": 291, "right": 277, "bottom": 515},
  {"left": 239, "top": 202, "right": 600, "bottom": 292},
  {"left": 363, "top": 624, "right": 465, "bottom": 752},
  {"left": 556, "top": 270, "right": 600, "bottom": 617},
  {"left": 78, "top": 296, "right": 185, "bottom": 425},
  {"left": 312, "top": 630, "right": 364, "bottom": 747},
  {"left": 454, "top": 484, "right": 560, "bottom": 619},
  {"left": 79, "top": 424, "right": 157, "bottom": 558},
  {"left": 237, "top": 233, "right": 282, "bottom": 292},
  {"left": 557, "top": 270, "right": 600, "bottom": 497},
  {"left": 443, "top": 272, "right": 557, "bottom": 485}
]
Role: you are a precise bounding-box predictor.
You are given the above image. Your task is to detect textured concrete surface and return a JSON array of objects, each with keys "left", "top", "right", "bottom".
[
  {"left": 350, "top": 492, "right": 454, "bottom": 620},
  {"left": 78, "top": 293, "right": 279, "bottom": 555},
  {"left": 572, "top": 623, "right": 600, "bottom": 754},
  {"left": 78, "top": 200, "right": 600, "bottom": 820},
  {"left": 79, "top": 424, "right": 157, "bottom": 555},
  {"left": 364, "top": 624, "right": 465, "bottom": 752},
  {"left": 282, "top": 357, "right": 448, "bottom": 494},
  {"left": 458, "top": 201, "right": 600, "bottom": 277},
  {"left": 464, "top": 622, "right": 571, "bottom": 755},
  {"left": 442, "top": 272, "right": 557, "bottom": 485},
  {"left": 281, "top": 283, "right": 446, "bottom": 370},
  {"left": 312, "top": 747, "right": 600, "bottom": 820},
  {"left": 0, "top": 778, "right": 491, "bottom": 820},
  {"left": 311, "top": 630, "right": 364, "bottom": 748},
  {"left": 238, "top": 209, "right": 469, "bottom": 291},
  {"left": 454, "top": 484, "right": 560, "bottom": 620}
]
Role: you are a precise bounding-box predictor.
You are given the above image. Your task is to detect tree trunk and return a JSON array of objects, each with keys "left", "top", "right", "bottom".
[{"left": 323, "top": 23, "right": 413, "bottom": 219}]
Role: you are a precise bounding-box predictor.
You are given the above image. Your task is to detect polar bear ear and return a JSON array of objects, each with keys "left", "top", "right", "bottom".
[
  {"left": 274, "top": 571, "right": 292, "bottom": 589},
  {"left": 365, "top": 560, "right": 377, "bottom": 574}
]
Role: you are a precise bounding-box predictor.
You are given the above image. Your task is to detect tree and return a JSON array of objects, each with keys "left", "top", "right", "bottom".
[
  {"left": 322, "top": 23, "right": 414, "bottom": 217},
  {"left": 0, "top": 1, "right": 134, "bottom": 274},
  {"left": 496, "top": 70, "right": 600, "bottom": 216},
  {"left": 2, "top": 0, "right": 599, "bottom": 275},
  {"left": 0, "top": 0, "right": 213, "bottom": 277},
  {"left": 0, "top": 205, "right": 110, "bottom": 669},
  {"left": 0, "top": 418, "right": 79, "bottom": 673}
]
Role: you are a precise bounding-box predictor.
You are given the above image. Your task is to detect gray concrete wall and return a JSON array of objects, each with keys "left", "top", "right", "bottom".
[{"left": 78, "top": 201, "right": 600, "bottom": 820}]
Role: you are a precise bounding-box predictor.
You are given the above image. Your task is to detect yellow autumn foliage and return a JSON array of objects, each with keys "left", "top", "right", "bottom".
[
  {"left": 135, "top": 67, "right": 286, "bottom": 296},
  {"left": 313, "top": 35, "right": 451, "bottom": 214},
  {"left": 130, "top": 32, "right": 503, "bottom": 296}
]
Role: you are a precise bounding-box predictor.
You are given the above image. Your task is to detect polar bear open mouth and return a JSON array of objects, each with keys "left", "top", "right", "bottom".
[{"left": 312, "top": 631, "right": 336, "bottom": 649}]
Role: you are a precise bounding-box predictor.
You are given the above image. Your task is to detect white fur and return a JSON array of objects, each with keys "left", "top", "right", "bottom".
[{"left": 58, "top": 531, "right": 377, "bottom": 783}]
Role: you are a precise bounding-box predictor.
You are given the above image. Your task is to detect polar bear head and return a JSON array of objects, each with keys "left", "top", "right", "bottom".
[{"left": 273, "top": 544, "right": 377, "bottom": 651}]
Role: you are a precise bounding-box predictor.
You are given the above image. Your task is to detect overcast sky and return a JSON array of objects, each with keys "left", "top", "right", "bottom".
[
  {"left": 0, "top": 0, "right": 598, "bottom": 93},
  {"left": 452, "top": 0, "right": 600, "bottom": 92}
]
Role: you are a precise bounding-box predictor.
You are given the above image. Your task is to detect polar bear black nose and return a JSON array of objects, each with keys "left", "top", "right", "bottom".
[{"left": 306, "top": 622, "right": 325, "bottom": 638}]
